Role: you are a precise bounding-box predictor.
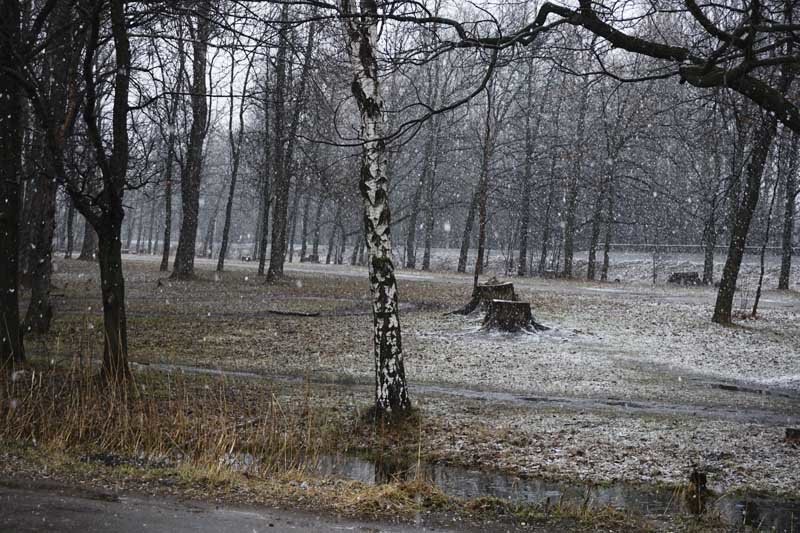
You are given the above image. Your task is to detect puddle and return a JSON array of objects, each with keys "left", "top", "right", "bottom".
[
  {"left": 311, "top": 454, "right": 799, "bottom": 531},
  {"left": 221, "top": 450, "right": 799, "bottom": 530}
]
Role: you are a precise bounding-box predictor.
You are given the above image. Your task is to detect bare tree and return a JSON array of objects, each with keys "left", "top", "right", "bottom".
[
  {"left": 340, "top": 0, "right": 410, "bottom": 414},
  {"left": 173, "top": 1, "right": 212, "bottom": 280}
]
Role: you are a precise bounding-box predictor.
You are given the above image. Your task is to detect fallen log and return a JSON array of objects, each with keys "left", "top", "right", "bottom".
[{"left": 265, "top": 309, "right": 321, "bottom": 317}]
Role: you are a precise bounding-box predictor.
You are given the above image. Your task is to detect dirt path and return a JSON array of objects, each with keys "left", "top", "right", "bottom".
[{"left": 139, "top": 362, "right": 800, "bottom": 427}]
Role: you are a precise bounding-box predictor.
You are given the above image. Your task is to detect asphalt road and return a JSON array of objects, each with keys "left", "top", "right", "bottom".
[{"left": 0, "top": 481, "right": 460, "bottom": 533}]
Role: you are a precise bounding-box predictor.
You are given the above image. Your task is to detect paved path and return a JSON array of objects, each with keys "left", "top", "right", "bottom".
[{"left": 0, "top": 481, "right": 464, "bottom": 533}]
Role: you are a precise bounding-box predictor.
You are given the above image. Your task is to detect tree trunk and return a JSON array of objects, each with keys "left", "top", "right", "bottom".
[
  {"left": 325, "top": 203, "right": 340, "bottom": 265},
  {"left": 135, "top": 199, "right": 145, "bottom": 253},
  {"left": 78, "top": 216, "right": 97, "bottom": 261},
  {"left": 473, "top": 88, "right": 494, "bottom": 289},
  {"left": 587, "top": 174, "right": 609, "bottom": 281},
  {"left": 23, "top": 172, "right": 57, "bottom": 333},
  {"left": 159, "top": 133, "right": 174, "bottom": 270},
  {"left": 97, "top": 222, "right": 130, "bottom": 381},
  {"left": 458, "top": 187, "right": 479, "bottom": 273},
  {"left": 172, "top": 4, "right": 210, "bottom": 279},
  {"left": 125, "top": 206, "right": 135, "bottom": 250},
  {"left": 217, "top": 51, "right": 250, "bottom": 271},
  {"left": 421, "top": 114, "right": 442, "bottom": 271},
  {"left": 146, "top": 197, "right": 155, "bottom": 254},
  {"left": 311, "top": 195, "right": 324, "bottom": 261},
  {"left": 287, "top": 182, "right": 302, "bottom": 263},
  {"left": 752, "top": 168, "right": 781, "bottom": 317},
  {"left": 538, "top": 153, "right": 558, "bottom": 274},
  {"left": 702, "top": 206, "right": 717, "bottom": 285},
  {"left": 256, "top": 45, "right": 273, "bottom": 276},
  {"left": 779, "top": 132, "right": 798, "bottom": 289},
  {"left": 404, "top": 172, "right": 424, "bottom": 269},
  {"left": 299, "top": 189, "right": 312, "bottom": 261},
  {"left": 65, "top": 197, "right": 75, "bottom": 259},
  {"left": 268, "top": 16, "right": 315, "bottom": 279},
  {"left": 600, "top": 184, "right": 613, "bottom": 282},
  {"left": 159, "top": 36, "right": 185, "bottom": 271},
  {"left": 713, "top": 114, "right": 778, "bottom": 324},
  {"left": 266, "top": 9, "right": 289, "bottom": 281},
  {"left": 518, "top": 61, "right": 550, "bottom": 276},
  {"left": 342, "top": 0, "right": 410, "bottom": 414},
  {"left": 0, "top": 1, "right": 25, "bottom": 363},
  {"left": 563, "top": 84, "right": 589, "bottom": 278},
  {"left": 72, "top": 0, "right": 132, "bottom": 381}
]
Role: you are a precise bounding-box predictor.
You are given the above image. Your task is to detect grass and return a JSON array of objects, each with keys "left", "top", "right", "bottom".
[
  {"left": 6, "top": 258, "right": 797, "bottom": 531},
  {"left": 0, "top": 359, "right": 346, "bottom": 475}
]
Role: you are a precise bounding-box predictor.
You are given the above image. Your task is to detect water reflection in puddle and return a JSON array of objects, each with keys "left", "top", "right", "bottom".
[{"left": 310, "top": 454, "right": 799, "bottom": 531}]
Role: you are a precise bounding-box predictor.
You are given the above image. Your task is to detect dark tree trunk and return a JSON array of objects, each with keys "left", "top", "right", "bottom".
[
  {"left": 287, "top": 182, "right": 302, "bottom": 263},
  {"left": 713, "top": 115, "right": 778, "bottom": 324},
  {"left": 19, "top": 126, "right": 43, "bottom": 281},
  {"left": 266, "top": 11, "right": 289, "bottom": 280},
  {"left": 337, "top": 225, "right": 347, "bottom": 265},
  {"left": 135, "top": 199, "right": 145, "bottom": 253},
  {"left": 158, "top": 36, "right": 185, "bottom": 271},
  {"left": 563, "top": 85, "right": 589, "bottom": 278},
  {"left": 23, "top": 173, "right": 57, "bottom": 333},
  {"left": 97, "top": 221, "right": 130, "bottom": 381},
  {"left": 405, "top": 173, "right": 424, "bottom": 269},
  {"left": 70, "top": 0, "right": 133, "bottom": 381},
  {"left": 299, "top": 189, "right": 312, "bottom": 261},
  {"left": 65, "top": 197, "right": 75, "bottom": 259},
  {"left": 217, "top": 52, "right": 250, "bottom": 271},
  {"left": 518, "top": 60, "right": 549, "bottom": 276},
  {"left": 160, "top": 163, "right": 173, "bottom": 269},
  {"left": 0, "top": 0, "right": 25, "bottom": 363},
  {"left": 78, "top": 216, "right": 96, "bottom": 261},
  {"left": 473, "top": 89, "right": 493, "bottom": 289},
  {"left": 421, "top": 118, "right": 442, "bottom": 272},
  {"left": 538, "top": 153, "right": 558, "bottom": 274},
  {"left": 458, "top": 187, "right": 479, "bottom": 273},
  {"left": 217, "top": 157, "right": 240, "bottom": 270},
  {"left": 752, "top": 170, "right": 781, "bottom": 317},
  {"left": 587, "top": 174, "right": 609, "bottom": 281},
  {"left": 172, "top": 4, "right": 210, "bottom": 280},
  {"left": 125, "top": 206, "right": 135, "bottom": 250},
  {"left": 311, "top": 195, "right": 324, "bottom": 261},
  {"left": 325, "top": 203, "right": 340, "bottom": 265},
  {"left": 779, "top": 132, "right": 798, "bottom": 289},
  {"left": 146, "top": 195, "right": 156, "bottom": 254},
  {"left": 257, "top": 48, "right": 273, "bottom": 276},
  {"left": 702, "top": 207, "right": 717, "bottom": 285},
  {"left": 257, "top": 184, "right": 270, "bottom": 275},
  {"left": 600, "top": 185, "right": 613, "bottom": 282},
  {"left": 268, "top": 16, "right": 315, "bottom": 279}
]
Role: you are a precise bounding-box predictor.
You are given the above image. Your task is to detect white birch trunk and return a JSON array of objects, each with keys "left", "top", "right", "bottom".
[{"left": 341, "top": 0, "right": 410, "bottom": 414}]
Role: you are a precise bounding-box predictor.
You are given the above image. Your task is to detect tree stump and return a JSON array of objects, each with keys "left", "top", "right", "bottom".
[
  {"left": 454, "top": 278, "right": 517, "bottom": 315},
  {"left": 668, "top": 272, "right": 701, "bottom": 285},
  {"left": 482, "top": 300, "right": 547, "bottom": 332}
]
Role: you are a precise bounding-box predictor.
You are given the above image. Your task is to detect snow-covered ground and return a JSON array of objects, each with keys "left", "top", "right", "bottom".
[{"left": 48, "top": 253, "right": 800, "bottom": 495}]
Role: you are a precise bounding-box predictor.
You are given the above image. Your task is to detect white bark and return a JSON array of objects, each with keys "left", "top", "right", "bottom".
[{"left": 341, "top": 0, "right": 410, "bottom": 414}]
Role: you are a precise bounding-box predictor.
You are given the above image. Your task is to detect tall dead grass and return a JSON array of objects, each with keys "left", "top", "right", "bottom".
[{"left": 0, "top": 360, "right": 334, "bottom": 476}]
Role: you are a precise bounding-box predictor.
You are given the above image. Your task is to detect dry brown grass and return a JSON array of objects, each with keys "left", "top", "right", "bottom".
[{"left": 0, "top": 360, "right": 345, "bottom": 477}]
